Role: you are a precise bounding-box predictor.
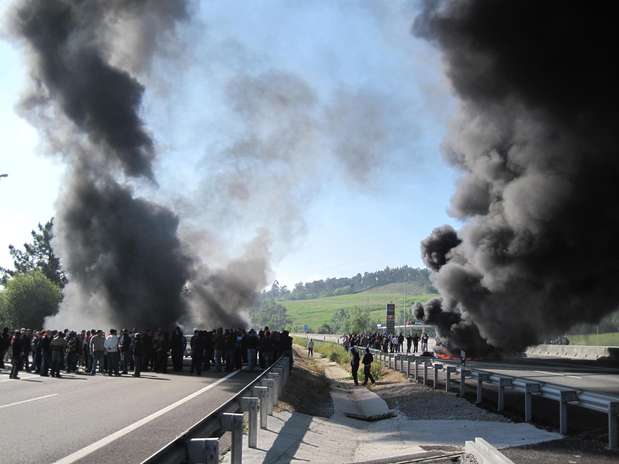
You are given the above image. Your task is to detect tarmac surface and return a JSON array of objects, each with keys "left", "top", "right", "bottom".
[{"left": 0, "top": 366, "right": 259, "bottom": 464}]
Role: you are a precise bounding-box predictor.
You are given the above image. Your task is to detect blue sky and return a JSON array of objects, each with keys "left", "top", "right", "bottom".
[{"left": 0, "top": 1, "right": 460, "bottom": 288}]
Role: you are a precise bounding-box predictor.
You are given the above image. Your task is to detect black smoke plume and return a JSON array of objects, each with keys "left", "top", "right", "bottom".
[
  {"left": 10, "top": 0, "right": 192, "bottom": 328},
  {"left": 414, "top": 1, "right": 619, "bottom": 354}
]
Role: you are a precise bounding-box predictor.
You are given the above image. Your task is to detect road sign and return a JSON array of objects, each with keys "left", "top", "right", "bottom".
[{"left": 386, "top": 303, "right": 395, "bottom": 334}]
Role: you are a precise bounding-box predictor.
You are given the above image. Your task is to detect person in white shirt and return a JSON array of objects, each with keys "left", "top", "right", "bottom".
[{"left": 104, "top": 329, "right": 120, "bottom": 376}]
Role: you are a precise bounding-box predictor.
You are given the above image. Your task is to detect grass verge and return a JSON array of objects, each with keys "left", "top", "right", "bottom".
[
  {"left": 568, "top": 332, "right": 619, "bottom": 346},
  {"left": 294, "top": 336, "right": 383, "bottom": 382}
]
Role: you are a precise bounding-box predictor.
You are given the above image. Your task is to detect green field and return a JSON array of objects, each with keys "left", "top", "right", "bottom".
[
  {"left": 568, "top": 332, "right": 619, "bottom": 346},
  {"left": 280, "top": 283, "right": 437, "bottom": 331}
]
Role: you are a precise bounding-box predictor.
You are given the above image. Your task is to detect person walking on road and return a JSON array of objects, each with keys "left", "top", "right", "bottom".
[
  {"left": 9, "top": 330, "right": 23, "bottom": 379},
  {"left": 350, "top": 345, "right": 360, "bottom": 386},
  {"left": 362, "top": 347, "right": 375, "bottom": 385},
  {"left": 307, "top": 338, "right": 314, "bottom": 358}
]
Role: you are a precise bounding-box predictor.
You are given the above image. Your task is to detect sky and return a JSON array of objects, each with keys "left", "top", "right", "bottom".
[{"left": 0, "top": 0, "right": 460, "bottom": 289}]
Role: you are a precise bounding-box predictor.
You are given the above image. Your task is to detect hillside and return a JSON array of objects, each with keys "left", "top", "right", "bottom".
[{"left": 279, "top": 282, "right": 438, "bottom": 331}]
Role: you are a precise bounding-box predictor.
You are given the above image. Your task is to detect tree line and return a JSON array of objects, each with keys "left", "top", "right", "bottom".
[{"left": 263, "top": 265, "right": 435, "bottom": 301}]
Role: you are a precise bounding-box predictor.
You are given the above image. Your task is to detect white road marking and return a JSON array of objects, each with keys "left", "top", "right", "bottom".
[
  {"left": 567, "top": 375, "right": 583, "bottom": 379},
  {"left": 534, "top": 370, "right": 563, "bottom": 376},
  {"left": 0, "top": 393, "right": 58, "bottom": 409},
  {"left": 53, "top": 370, "right": 241, "bottom": 464}
]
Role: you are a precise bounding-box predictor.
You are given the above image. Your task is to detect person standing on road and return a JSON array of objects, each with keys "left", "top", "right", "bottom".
[
  {"left": 245, "top": 329, "right": 259, "bottom": 371},
  {"left": 50, "top": 332, "right": 67, "bottom": 378},
  {"left": 118, "top": 329, "right": 131, "bottom": 374},
  {"left": 412, "top": 332, "right": 420, "bottom": 353},
  {"left": 171, "top": 327, "right": 185, "bottom": 372},
  {"left": 40, "top": 331, "right": 52, "bottom": 376},
  {"left": 104, "top": 329, "right": 120, "bottom": 376},
  {"left": 350, "top": 345, "right": 360, "bottom": 386},
  {"left": 9, "top": 330, "right": 23, "bottom": 379},
  {"left": 90, "top": 330, "right": 105, "bottom": 375},
  {"left": 132, "top": 332, "right": 143, "bottom": 377},
  {"left": 0, "top": 327, "right": 10, "bottom": 370},
  {"left": 406, "top": 334, "right": 412, "bottom": 353},
  {"left": 307, "top": 338, "right": 314, "bottom": 358},
  {"left": 421, "top": 332, "right": 429, "bottom": 353},
  {"left": 362, "top": 347, "right": 375, "bottom": 385}
]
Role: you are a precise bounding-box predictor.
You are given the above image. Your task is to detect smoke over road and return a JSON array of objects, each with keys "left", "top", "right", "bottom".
[
  {"left": 414, "top": 1, "right": 619, "bottom": 353},
  {"left": 9, "top": 0, "right": 195, "bottom": 328}
]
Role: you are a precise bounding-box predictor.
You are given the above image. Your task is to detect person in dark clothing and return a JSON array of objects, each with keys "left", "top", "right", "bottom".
[
  {"left": 412, "top": 333, "right": 420, "bottom": 353},
  {"left": 224, "top": 330, "right": 235, "bottom": 372},
  {"left": 280, "top": 330, "right": 294, "bottom": 370},
  {"left": 406, "top": 334, "right": 412, "bottom": 353},
  {"left": 50, "top": 332, "right": 67, "bottom": 378},
  {"left": 9, "top": 331, "right": 23, "bottom": 379},
  {"left": 192, "top": 331, "right": 206, "bottom": 376},
  {"left": 350, "top": 346, "right": 360, "bottom": 386},
  {"left": 132, "top": 333, "right": 144, "bottom": 377},
  {"left": 40, "top": 331, "right": 52, "bottom": 376},
  {"left": 118, "top": 329, "right": 132, "bottom": 374},
  {"left": 66, "top": 332, "right": 79, "bottom": 372},
  {"left": 0, "top": 327, "right": 10, "bottom": 369},
  {"left": 171, "top": 327, "right": 185, "bottom": 372},
  {"left": 142, "top": 330, "right": 153, "bottom": 371},
  {"left": 362, "top": 347, "right": 375, "bottom": 385},
  {"left": 21, "top": 330, "right": 32, "bottom": 372}
]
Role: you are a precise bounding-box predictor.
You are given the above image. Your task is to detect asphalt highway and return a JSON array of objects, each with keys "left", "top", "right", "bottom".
[
  {"left": 0, "top": 365, "right": 260, "bottom": 464},
  {"left": 465, "top": 359, "right": 619, "bottom": 397}
]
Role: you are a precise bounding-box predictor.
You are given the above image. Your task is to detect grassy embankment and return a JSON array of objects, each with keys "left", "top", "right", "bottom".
[
  {"left": 280, "top": 282, "right": 437, "bottom": 330},
  {"left": 568, "top": 332, "right": 619, "bottom": 346},
  {"left": 294, "top": 336, "right": 382, "bottom": 382}
]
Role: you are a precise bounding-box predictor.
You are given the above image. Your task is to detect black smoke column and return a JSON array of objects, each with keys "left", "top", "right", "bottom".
[
  {"left": 414, "top": 0, "right": 619, "bottom": 353},
  {"left": 10, "top": 0, "right": 191, "bottom": 328}
]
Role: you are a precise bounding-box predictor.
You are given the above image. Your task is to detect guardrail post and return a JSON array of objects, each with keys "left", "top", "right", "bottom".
[
  {"left": 609, "top": 401, "right": 619, "bottom": 450},
  {"left": 558, "top": 390, "right": 578, "bottom": 435},
  {"left": 400, "top": 355, "right": 405, "bottom": 372},
  {"left": 524, "top": 383, "right": 541, "bottom": 422},
  {"left": 407, "top": 356, "right": 413, "bottom": 377},
  {"left": 188, "top": 438, "right": 219, "bottom": 464},
  {"left": 389, "top": 354, "right": 394, "bottom": 369},
  {"left": 252, "top": 386, "right": 269, "bottom": 429},
  {"left": 433, "top": 364, "right": 443, "bottom": 390},
  {"left": 268, "top": 372, "right": 281, "bottom": 402},
  {"left": 497, "top": 377, "right": 512, "bottom": 412},
  {"left": 272, "top": 368, "right": 284, "bottom": 395},
  {"left": 263, "top": 378, "right": 275, "bottom": 415},
  {"left": 475, "top": 373, "right": 491, "bottom": 404},
  {"left": 222, "top": 413, "right": 243, "bottom": 464},
  {"left": 459, "top": 369, "right": 470, "bottom": 397},
  {"left": 241, "top": 397, "right": 259, "bottom": 448},
  {"left": 423, "top": 361, "right": 429, "bottom": 386},
  {"left": 446, "top": 366, "right": 457, "bottom": 392},
  {"left": 414, "top": 358, "right": 422, "bottom": 382}
]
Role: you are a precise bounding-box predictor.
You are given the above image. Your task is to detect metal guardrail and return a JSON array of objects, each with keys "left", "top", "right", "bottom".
[
  {"left": 363, "top": 347, "right": 619, "bottom": 450},
  {"left": 141, "top": 356, "right": 290, "bottom": 464}
]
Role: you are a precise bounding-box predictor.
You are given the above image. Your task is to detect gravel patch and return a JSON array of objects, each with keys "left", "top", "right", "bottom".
[{"left": 371, "top": 381, "right": 510, "bottom": 422}]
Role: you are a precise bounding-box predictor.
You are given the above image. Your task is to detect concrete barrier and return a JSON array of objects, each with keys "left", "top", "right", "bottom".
[
  {"left": 465, "top": 437, "right": 514, "bottom": 464},
  {"left": 525, "top": 344, "right": 619, "bottom": 361}
]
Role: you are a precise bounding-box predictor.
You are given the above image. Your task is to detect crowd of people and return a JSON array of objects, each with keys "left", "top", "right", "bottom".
[
  {"left": 0, "top": 326, "right": 293, "bottom": 380},
  {"left": 341, "top": 331, "right": 430, "bottom": 354}
]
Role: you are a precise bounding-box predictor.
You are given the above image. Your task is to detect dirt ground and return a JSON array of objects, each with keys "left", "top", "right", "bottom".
[
  {"left": 275, "top": 345, "right": 333, "bottom": 417},
  {"left": 502, "top": 429, "right": 619, "bottom": 464},
  {"left": 372, "top": 381, "right": 510, "bottom": 421}
]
